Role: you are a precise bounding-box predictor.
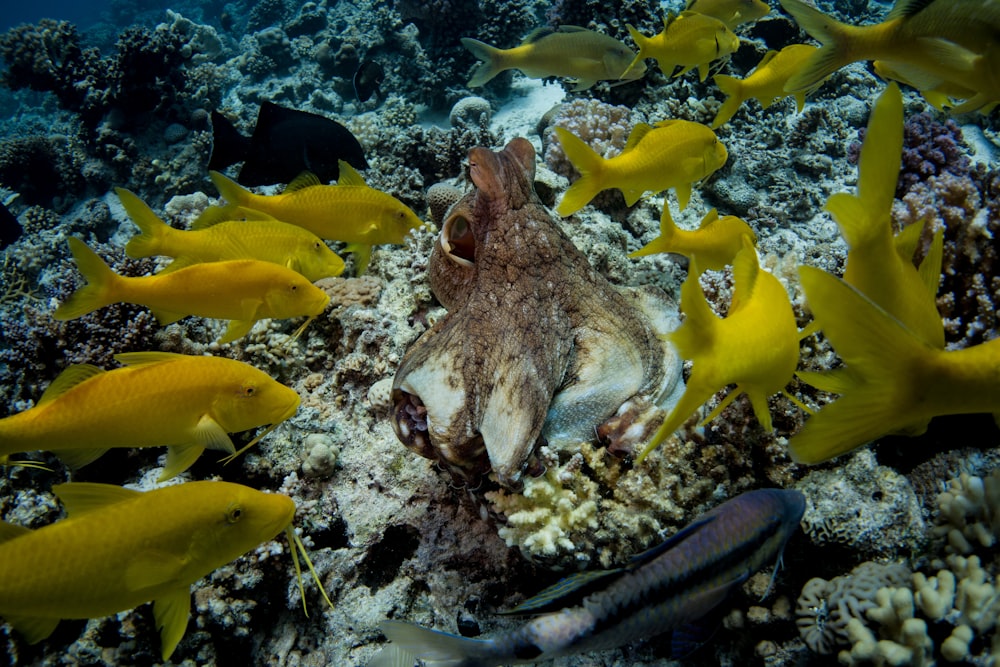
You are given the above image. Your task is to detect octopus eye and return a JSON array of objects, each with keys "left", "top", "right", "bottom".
[{"left": 441, "top": 212, "right": 476, "bottom": 267}]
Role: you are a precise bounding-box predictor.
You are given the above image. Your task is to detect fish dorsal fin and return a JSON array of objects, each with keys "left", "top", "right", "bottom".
[
  {"left": 627, "top": 515, "right": 715, "bottom": 566},
  {"left": 154, "top": 588, "right": 192, "bottom": 660},
  {"left": 892, "top": 219, "right": 925, "bottom": 262},
  {"left": 501, "top": 567, "right": 625, "bottom": 615},
  {"left": 886, "top": 0, "right": 937, "bottom": 21},
  {"left": 37, "top": 364, "right": 105, "bottom": 405},
  {"left": 114, "top": 351, "right": 189, "bottom": 368},
  {"left": 53, "top": 482, "right": 142, "bottom": 517},
  {"left": 522, "top": 26, "right": 556, "bottom": 44},
  {"left": 285, "top": 171, "right": 322, "bottom": 193},
  {"left": 623, "top": 123, "right": 656, "bottom": 152},
  {"left": 756, "top": 50, "right": 779, "bottom": 70},
  {"left": 699, "top": 208, "right": 720, "bottom": 228},
  {"left": 336, "top": 160, "right": 368, "bottom": 187},
  {"left": 555, "top": 25, "right": 590, "bottom": 34},
  {"left": 0, "top": 520, "right": 31, "bottom": 544}
]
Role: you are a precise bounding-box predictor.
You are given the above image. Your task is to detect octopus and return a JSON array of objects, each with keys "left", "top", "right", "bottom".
[{"left": 391, "top": 138, "right": 682, "bottom": 488}]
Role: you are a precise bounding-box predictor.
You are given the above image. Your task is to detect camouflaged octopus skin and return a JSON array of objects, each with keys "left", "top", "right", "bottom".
[{"left": 391, "top": 138, "right": 680, "bottom": 488}]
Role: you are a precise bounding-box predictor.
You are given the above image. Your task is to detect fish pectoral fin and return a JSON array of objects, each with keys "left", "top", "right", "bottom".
[
  {"left": 125, "top": 550, "right": 187, "bottom": 592},
  {"left": 56, "top": 447, "right": 110, "bottom": 470},
  {"left": 219, "top": 317, "right": 257, "bottom": 344},
  {"left": 52, "top": 482, "right": 141, "bottom": 517},
  {"left": 154, "top": 587, "right": 192, "bottom": 661},
  {"left": 193, "top": 414, "right": 235, "bottom": 453},
  {"left": 4, "top": 614, "right": 60, "bottom": 644},
  {"left": 627, "top": 516, "right": 715, "bottom": 566},
  {"left": 683, "top": 574, "right": 746, "bottom": 622},
  {"left": 568, "top": 78, "right": 597, "bottom": 92},
  {"left": 150, "top": 309, "right": 188, "bottom": 326},
  {"left": 159, "top": 444, "right": 207, "bottom": 481},
  {"left": 345, "top": 243, "right": 372, "bottom": 275}
]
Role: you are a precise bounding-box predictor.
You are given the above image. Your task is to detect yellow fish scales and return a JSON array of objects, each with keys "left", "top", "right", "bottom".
[
  {"left": 554, "top": 120, "right": 728, "bottom": 217},
  {"left": 54, "top": 237, "right": 330, "bottom": 343},
  {"left": 207, "top": 162, "right": 423, "bottom": 274},
  {"left": 117, "top": 187, "right": 345, "bottom": 282},
  {"left": 0, "top": 481, "right": 295, "bottom": 659},
  {"left": 0, "top": 351, "right": 300, "bottom": 479}
]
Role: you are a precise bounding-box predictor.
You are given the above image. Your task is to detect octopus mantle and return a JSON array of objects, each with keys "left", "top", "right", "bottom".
[{"left": 391, "top": 138, "right": 680, "bottom": 488}]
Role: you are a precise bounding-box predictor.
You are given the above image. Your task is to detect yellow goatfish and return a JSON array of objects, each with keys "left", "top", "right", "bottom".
[
  {"left": 0, "top": 351, "right": 300, "bottom": 479},
  {"left": 780, "top": 0, "right": 1000, "bottom": 112},
  {"left": 712, "top": 44, "right": 821, "bottom": 128},
  {"left": 623, "top": 12, "right": 741, "bottom": 82},
  {"left": 117, "top": 188, "right": 345, "bottom": 281},
  {"left": 554, "top": 120, "right": 728, "bottom": 216},
  {"left": 686, "top": 0, "right": 771, "bottom": 31},
  {"left": 208, "top": 162, "right": 423, "bottom": 274},
  {"left": 630, "top": 205, "right": 756, "bottom": 271},
  {"left": 54, "top": 237, "right": 330, "bottom": 343},
  {"left": 460, "top": 25, "right": 646, "bottom": 91},
  {"left": 636, "top": 237, "right": 805, "bottom": 463},
  {"left": 790, "top": 266, "right": 1000, "bottom": 464},
  {"left": 0, "top": 481, "right": 328, "bottom": 660}
]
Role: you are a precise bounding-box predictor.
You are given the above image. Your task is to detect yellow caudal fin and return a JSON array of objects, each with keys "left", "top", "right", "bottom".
[
  {"left": 53, "top": 238, "right": 119, "bottom": 320},
  {"left": 209, "top": 170, "right": 253, "bottom": 207},
  {"left": 554, "top": 127, "right": 606, "bottom": 216},
  {"left": 825, "top": 83, "right": 901, "bottom": 249},
  {"left": 789, "top": 265, "right": 931, "bottom": 464},
  {"left": 711, "top": 74, "right": 744, "bottom": 128},
  {"left": 118, "top": 187, "right": 171, "bottom": 259},
  {"left": 630, "top": 204, "right": 679, "bottom": 257},
  {"left": 460, "top": 38, "right": 504, "bottom": 87},
  {"left": 780, "top": 0, "right": 851, "bottom": 92}
]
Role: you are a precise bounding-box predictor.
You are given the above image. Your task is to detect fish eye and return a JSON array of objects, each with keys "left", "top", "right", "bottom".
[
  {"left": 314, "top": 241, "right": 322, "bottom": 249},
  {"left": 226, "top": 504, "right": 243, "bottom": 523},
  {"left": 242, "top": 384, "right": 257, "bottom": 397},
  {"left": 290, "top": 284, "right": 298, "bottom": 291}
]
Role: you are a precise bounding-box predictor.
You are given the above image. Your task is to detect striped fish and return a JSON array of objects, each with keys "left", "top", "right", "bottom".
[{"left": 369, "top": 488, "right": 805, "bottom": 667}]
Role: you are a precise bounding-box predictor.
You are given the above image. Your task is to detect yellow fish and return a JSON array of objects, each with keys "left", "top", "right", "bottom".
[
  {"left": 712, "top": 44, "right": 821, "bottom": 128},
  {"left": 0, "top": 481, "right": 297, "bottom": 659},
  {"left": 790, "top": 266, "right": 1000, "bottom": 464},
  {"left": 0, "top": 351, "right": 300, "bottom": 479},
  {"left": 686, "top": 0, "right": 771, "bottom": 30},
  {"left": 630, "top": 205, "right": 756, "bottom": 271},
  {"left": 780, "top": 0, "right": 1000, "bottom": 112},
  {"left": 554, "top": 120, "right": 728, "bottom": 216},
  {"left": 118, "top": 188, "right": 345, "bottom": 281},
  {"left": 873, "top": 60, "right": 998, "bottom": 114},
  {"left": 636, "top": 237, "right": 803, "bottom": 463},
  {"left": 461, "top": 25, "right": 646, "bottom": 91},
  {"left": 623, "top": 12, "right": 741, "bottom": 82},
  {"left": 208, "top": 162, "right": 423, "bottom": 274},
  {"left": 54, "top": 237, "right": 330, "bottom": 344}
]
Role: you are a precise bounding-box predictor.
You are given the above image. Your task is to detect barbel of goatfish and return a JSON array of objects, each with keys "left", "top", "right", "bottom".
[
  {"left": 54, "top": 237, "right": 330, "bottom": 343},
  {"left": 623, "top": 12, "right": 741, "bottom": 82},
  {"left": 779, "top": 0, "right": 1000, "bottom": 113},
  {"left": 0, "top": 481, "right": 323, "bottom": 660},
  {"left": 554, "top": 120, "right": 728, "bottom": 216},
  {"left": 117, "top": 187, "right": 345, "bottom": 281},
  {"left": 711, "top": 44, "right": 821, "bottom": 128},
  {"left": 461, "top": 26, "right": 646, "bottom": 92},
  {"left": 630, "top": 205, "right": 756, "bottom": 271},
  {"left": 207, "top": 163, "right": 423, "bottom": 274},
  {"left": 686, "top": 0, "right": 771, "bottom": 31},
  {"left": 370, "top": 488, "right": 805, "bottom": 667},
  {"left": 0, "top": 351, "right": 300, "bottom": 479},
  {"left": 208, "top": 101, "right": 368, "bottom": 186}
]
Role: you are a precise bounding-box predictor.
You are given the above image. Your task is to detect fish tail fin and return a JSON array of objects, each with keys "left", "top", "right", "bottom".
[
  {"left": 780, "top": 0, "right": 852, "bottom": 92},
  {"left": 53, "top": 238, "right": 118, "bottom": 320},
  {"left": 553, "top": 127, "right": 605, "bottom": 216},
  {"left": 371, "top": 621, "right": 494, "bottom": 667},
  {"left": 209, "top": 170, "right": 253, "bottom": 207},
  {"left": 621, "top": 25, "right": 647, "bottom": 79},
  {"left": 461, "top": 37, "right": 504, "bottom": 87},
  {"left": 789, "top": 265, "right": 929, "bottom": 464},
  {"left": 630, "top": 204, "right": 679, "bottom": 257},
  {"left": 118, "top": 187, "right": 171, "bottom": 258},
  {"left": 711, "top": 74, "right": 744, "bottom": 128},
  {"left": 824, "top": 82, "right": 901, "bottom": 247}
]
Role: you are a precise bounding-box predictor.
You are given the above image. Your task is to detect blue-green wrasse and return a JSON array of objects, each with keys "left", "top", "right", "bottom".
[{"left": 369, "top": 488, "right": 804, "bottom": 666}]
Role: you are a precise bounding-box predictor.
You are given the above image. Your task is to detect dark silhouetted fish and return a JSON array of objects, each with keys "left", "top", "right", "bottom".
[
  {"left": 208, "top": 101, "right": 368, "bottom": 186},
  {"left": 353, "top": 60, "right": 385, "bottom": 103},
  {"left": 0, "top": 202, "right": 23, "bottom": 249}
]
